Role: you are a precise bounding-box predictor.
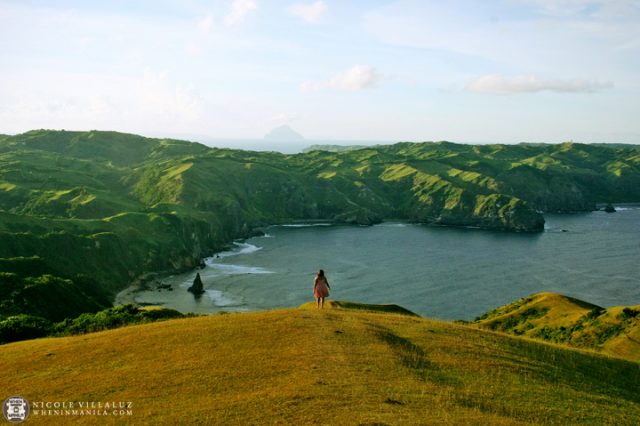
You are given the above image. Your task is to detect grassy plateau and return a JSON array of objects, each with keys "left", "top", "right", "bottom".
[{"left": 1, "top": 301, "right": 639, "bottom": 425}]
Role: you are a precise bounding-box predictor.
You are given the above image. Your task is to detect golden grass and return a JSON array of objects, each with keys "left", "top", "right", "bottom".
[
  {"left": 2, "top": 305, "right": 640, "bottom": 425},
  {"left": 317, "top": 171, "right": 337, "bottom": 179},
  {"left": 164, "top": 162, "right": 193, "bottom": 179},
  {"left": 476, "top": 292, "right": 640, "bottom": 361},
  {"left": 379, "top": 164, "right": 417, "bottom": 182},
  {"left": 0, "top": 181, "right": 16, "bottom": 191},
  {"left": 299, "top": 300, "right": 419, "bottom": 316},
  {"left": 593, "top": 305, "right": 640, "bottom": 360},
  {"left": 478, "top": 292, "right": 597, "bottom": 327}
]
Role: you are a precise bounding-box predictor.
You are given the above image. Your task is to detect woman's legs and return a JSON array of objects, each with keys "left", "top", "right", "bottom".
[
  {"left": 316, "top": 297, "right": 320, "bottom": 308},
  {"left": 321, "top": 297, "right": 325, "bottom": 309}
]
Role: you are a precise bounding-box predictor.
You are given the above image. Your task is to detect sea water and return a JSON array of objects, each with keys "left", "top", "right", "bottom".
[{"left": 117, "top": 207, "right": 640, "bottom": 320}]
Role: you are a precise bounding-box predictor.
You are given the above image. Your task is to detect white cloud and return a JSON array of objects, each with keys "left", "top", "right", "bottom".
[
  {"left": 0, "top": 69, "right": 205, "bottom": 134},
  {"left": 615, "top": 37, "right": 640, "bottom": 52},
  {"left": 289, "top": 1, "right": 327, "bottom": 23},
  {"left": 301, "top": 65, "right": 381, "bottom": 92},
  {"left": 184, "top": 42, "right": 203, "bottom": 56},
  {"left": 512, "top": 0, "right": 640, "bottom": 17},
  {"left": 185, "top": 15, "right": 215, "bottom": 56},
  {"left": 364, "top": 1, "right": 640, "bottom": 77},
  {"left": 138, "top": 69, "right": 205, "bottom": 121},
  {"left": 224, "top": 0, "right": 257, "bottom": 26},
  {"left": 467, "top": 74, "right": 614, "bottom": 94},
  {"left": 198, "top": 14, "right": 214, "bottom": 34},
  {"left": 512, "top": 0, "right": 597, "bottom": 16}
]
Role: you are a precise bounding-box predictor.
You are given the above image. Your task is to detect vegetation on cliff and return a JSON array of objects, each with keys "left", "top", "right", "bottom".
[
  {"left": 1, "top": 130, "right": 639, "bottom": 321},
  {"left": 0, "top": 304, "right": 183, "bottom": 344},
  {"left": 474, "top": 292, "right": 640, "bottom": 361}
]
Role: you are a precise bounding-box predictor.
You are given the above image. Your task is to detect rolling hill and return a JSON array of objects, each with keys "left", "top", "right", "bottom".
[
  {"left": 1, "top": 302, "right": 639, "bottom": 425},
  {"left": 474, "top": 293, "right": 640, "bottom": 362},
  {"left": 1, "top": 130, "right": 640, "bottom": 324}
]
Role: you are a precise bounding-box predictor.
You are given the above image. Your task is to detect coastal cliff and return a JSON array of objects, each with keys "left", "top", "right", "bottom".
[{"left": 0, "top": 131, "right": 639, "bottom": 320}]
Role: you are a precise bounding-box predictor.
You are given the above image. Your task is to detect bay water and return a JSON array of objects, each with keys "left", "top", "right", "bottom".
[{"left": 117, "top": 207, "right": 640, "bottom": 320}]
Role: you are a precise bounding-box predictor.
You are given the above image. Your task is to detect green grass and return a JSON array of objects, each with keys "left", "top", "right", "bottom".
[
  {"left": 1, "top": 129, "right": 640, "bottom": 321},
  {"left": 1, "top": 304, "right": 639, "bottom": 425}
]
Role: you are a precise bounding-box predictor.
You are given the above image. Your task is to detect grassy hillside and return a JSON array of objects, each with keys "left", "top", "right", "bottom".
[
  {"left": 1, "top": 130, "right": 640, "bottom": 322},
  {"left": 475, "top": 293, "right": 640, "bottom": 361},
  {"left": 1, "top": 303, "right": 639, "bottom": 425}
]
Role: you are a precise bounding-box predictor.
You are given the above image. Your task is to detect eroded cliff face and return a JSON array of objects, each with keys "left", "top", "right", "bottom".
[{"left": 429, "top": 194, "right": 544, "bottom": 232}]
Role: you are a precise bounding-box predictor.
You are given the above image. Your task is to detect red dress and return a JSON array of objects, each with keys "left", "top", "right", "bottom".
[{"left": 313, "top": 277, "right": 330, "bottom": 298}]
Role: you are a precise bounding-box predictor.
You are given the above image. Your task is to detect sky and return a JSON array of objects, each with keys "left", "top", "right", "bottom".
[{"left": 1, "top": 0, "right": 639, "bottom": 148}]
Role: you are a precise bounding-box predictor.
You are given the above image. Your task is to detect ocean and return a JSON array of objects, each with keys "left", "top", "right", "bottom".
[{"left": 117, "top": 207, "right": 640, "bottom": 320}]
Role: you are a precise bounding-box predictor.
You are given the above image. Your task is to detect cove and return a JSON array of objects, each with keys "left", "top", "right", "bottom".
[{"left": 116, "top": 207, "right": 640, "bottom": 320}]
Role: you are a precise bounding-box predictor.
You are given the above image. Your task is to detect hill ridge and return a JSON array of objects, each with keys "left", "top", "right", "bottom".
[
  {"left": 475, "top": 292, "right": 640, "bottom": 361},
  {"left": 1, "top": 129, "right": 640, "bottom": 323},
  {"left": 2, "top": 304, "right": 639, "bottom": 424}
]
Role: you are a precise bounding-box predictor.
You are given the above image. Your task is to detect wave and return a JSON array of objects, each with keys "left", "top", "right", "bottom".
[
  {"left": 207, "top": 263, "right": 273, "bottom": 275},
  {"left": 234, "top": 242, "right": 262, "bottom": 255},
  {"left": 204, "top": 290, "right": 244, "bottom": 308},
  {"left": 375, "top": 223, "right": 407, "bottom": 228},
  {"left": 196, "top": 243, "right": 273, "bottom": 307},
  {"left": 205, "top": 242, "right": 262, "bottom": 263},
  {"left": 543, "top": 226, "right": 571, "bottom": 233}
]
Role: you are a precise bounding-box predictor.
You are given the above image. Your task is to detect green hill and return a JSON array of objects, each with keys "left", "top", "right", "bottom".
[
  {"left": 1, "top": 302, "right": 639, "bottom": 425},
  {"left": 1, "top": 130, "right": 640, "bottom": 322},
  {"left": 474, "top": 293, "right": 640, "bottom": 362}
]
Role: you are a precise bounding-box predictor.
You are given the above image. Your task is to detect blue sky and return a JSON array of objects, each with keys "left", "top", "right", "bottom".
[{"left": 1, "top": 0, "right": 639, "bottom": 147}]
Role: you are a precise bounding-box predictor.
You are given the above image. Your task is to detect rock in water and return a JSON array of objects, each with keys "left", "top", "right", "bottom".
[
  {"left": 604, "top": 203, "right": 616, "bottom": 213},
  {"left": 188, "top": 273, "right": 205, "bottom": 296}
]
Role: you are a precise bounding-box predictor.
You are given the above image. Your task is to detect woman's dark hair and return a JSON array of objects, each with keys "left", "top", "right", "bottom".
[{"left": 317, "top": 269, "right": 325, "bottom": 277}]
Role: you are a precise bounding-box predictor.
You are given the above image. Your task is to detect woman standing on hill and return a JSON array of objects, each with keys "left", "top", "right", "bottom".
[{"left": 314, "top": 269, "right": 330, "bottom": 309}]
